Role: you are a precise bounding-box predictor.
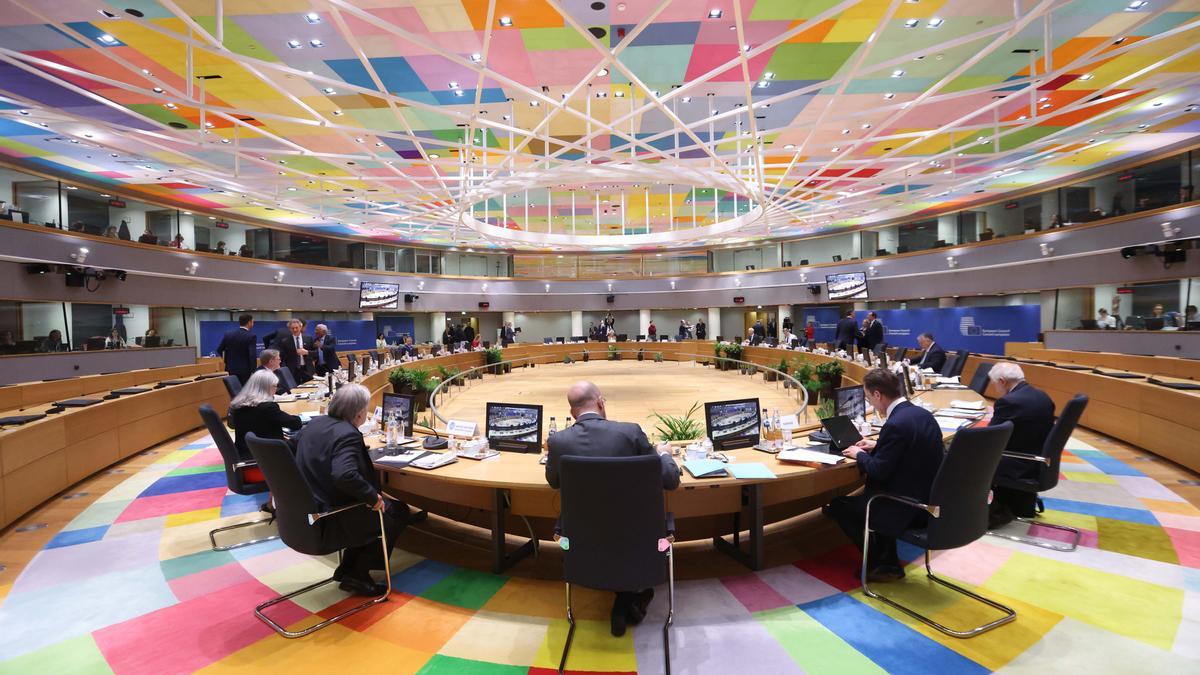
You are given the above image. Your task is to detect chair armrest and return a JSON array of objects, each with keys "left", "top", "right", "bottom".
[
  {"left": 307, "top": 502, "right": 369, "bottom": 525},
  {"left": 232, "top": 460, "right": 258, "bottom": 470},
  {"left": 665, "top": 512, "right": 676, "bottom": 542},
  {"left": 1001, "top": 451, "right": 1051, "bottom": 465},
  {"left": 866, "top": 492, "right": 941, "bottom": 519}
]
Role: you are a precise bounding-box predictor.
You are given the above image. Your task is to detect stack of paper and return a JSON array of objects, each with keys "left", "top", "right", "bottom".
[
  {"left": 934, "top": 416, "right": 972, "bottom": 432},
  {"left": 950, "top": 399, "right": 985, "bottom": 410},
  {"left": 778, "top": 448, "right": 843, "bottom": 465}
]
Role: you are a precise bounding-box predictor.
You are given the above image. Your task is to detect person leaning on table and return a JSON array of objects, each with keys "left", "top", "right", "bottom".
[
  {"left": 295, "top": 383, "right": 409, "bottom": 597},
  {"left": 823, "top": 368, "right": 944, "bottom": 582}
]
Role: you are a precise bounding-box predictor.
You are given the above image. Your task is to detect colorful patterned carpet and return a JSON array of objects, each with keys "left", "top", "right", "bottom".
[{"left": 0, "top": 434, "right": 1197, "bottom": 674}]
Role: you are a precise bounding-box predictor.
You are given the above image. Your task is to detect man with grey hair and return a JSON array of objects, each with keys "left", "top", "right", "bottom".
[
  {"left": 915, "top": 332, "right": 946, "bottom": 372},
  {"left": 313, "top": 323, "right": 339, "bottom": 377},
  {"left": 987, "top": 361, "right": 1056, "bottom": 528},
  {"left": 277, "top": 318, "right": 315, "bottom": 384},
  {"left": 257, "top": 348, "right": 292, "bottom": 394},
  {"left": 296, "top": 383, "right": 407, "bottom": 596},
  {"left": 545, "top": 381, "right": 679, "bottom": 637}
]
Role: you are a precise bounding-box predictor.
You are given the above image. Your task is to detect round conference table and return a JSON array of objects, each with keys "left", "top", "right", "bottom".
[{"left": 280, "top": 351, "right": 985, "bottom": 574}]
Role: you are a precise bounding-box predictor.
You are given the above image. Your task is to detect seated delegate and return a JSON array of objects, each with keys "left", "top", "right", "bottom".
[
  {"left": 295, "top": 383, "right": 408, "bottom": 596},
  {"left": 914, "top": 332, "right": 946, "bottom": 372},
  {"left": 823, "top": 369, "right": 944, "bottom": 581},
  {"left": 257, "top": 348, "right": 292, "bottom": 394},
  {"left": 985, "top": 362, "right": 1055, "bottom": 528},
  {"left": 544, "top": 381, "right": 679, "bottom": 637},
  {"left": 228, "top": 370, "right": 303, "bottom": 514}
]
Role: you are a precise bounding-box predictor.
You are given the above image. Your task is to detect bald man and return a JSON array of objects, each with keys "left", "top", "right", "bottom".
[{"left": 544, "top": 380, "right": 679, "bottom": 637}]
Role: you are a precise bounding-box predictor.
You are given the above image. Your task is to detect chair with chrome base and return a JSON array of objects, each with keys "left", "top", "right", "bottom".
[
  {"left": 951, "top": 351, "right": 971, "bottom": 378},
  {"left": 222, "top": 375, "right": 242, "bottom": 399},
  {"left": 861, "top": 422, "right": 1016, "bottom": 638},
  {"left": 556, "top": 455, "right": 675, "bottom": 674},
  {"left": 967, "top": 362, "right": 993, "bottom": 397},
  {"left": 245, "top": 433, "right": 392, "bottom": 638},
  {"left": 198, "top": 404, "right": 277, "bottom": 551},
  {"left": 988, "top": 394, "right": 1088, "bottom": 552}
]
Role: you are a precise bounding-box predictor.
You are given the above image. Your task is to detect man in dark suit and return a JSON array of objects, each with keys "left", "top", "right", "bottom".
[
  {"left": 545, "top": 381, "right": 680, "bottom": 637},
  {"left": 987, "top": 362, "right": 1055, "bottom": 527},
  {"left": 257, "top": 349, "right": 292, "bottom": 394},
  {"left": 462, "top": 323, "right": 475, "bottom": 343},
  {"left": 915, "top": 332, "right": 946, "bottom": 372},
  {"left": 862, "top": 312, "right": 884, "bottom": 352},
  {"left": 216, "top": 313, "right": 257, "bottom": 384},
  {"left": 751, "top": 320, "right": 766, "bottom": 345},
  {"left": 399, "top": 336, "right": 418, "bottom": 359},
  {"left": 312, "top": 323, "right": 339, "bottom": 377},
  {"left": 295, "top": 383, "right": 407, "bottom": 596},
  {"left": 835, "top": 310, "right": 858, "bottom": 351},
  {"left": 501, "top": 321, "right": 516, "bottom": 347},
  {"left": 276, "top": 318, "right": 315, "bottom": 384},
  {"left": 695, "top": 318, "right": 706, "bottom": 340},
  {"left": 824, "top": 369, "right": 945, "bottom": 581}
]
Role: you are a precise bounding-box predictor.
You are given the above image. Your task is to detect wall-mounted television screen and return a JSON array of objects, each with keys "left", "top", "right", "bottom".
[
  {"left": 359, "top": 282, "right": 400, "bottom": 310},
  {"left": 826, "top": 272, "right": 868, "bottom": 301}
]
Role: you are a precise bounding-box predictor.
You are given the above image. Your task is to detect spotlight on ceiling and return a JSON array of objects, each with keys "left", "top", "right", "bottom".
[
  {"left": 1039, "top": 243, "right": 1054, "bottom": 257},
  {"left": 186, "top": 261, "right": 199, "bottom": 275},
  {"left": 273, "top": 271, "right": 285, "bottom": 283},
  {"left": 946, "top": 256, "right": 958, "bottom": 269},
  {"left": 498, "top": 16, "right": 513, "bottom": 27},
  {"left": 70, "top": 247, "right": 89, "bottom": 263},
  {"left": 707, "top": 9, "right": 723, "bottom": 19}
]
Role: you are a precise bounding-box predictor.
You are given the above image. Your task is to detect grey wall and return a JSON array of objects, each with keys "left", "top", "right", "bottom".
[{"left": 511, "top": 311, "right": 572, "bottom": 343}]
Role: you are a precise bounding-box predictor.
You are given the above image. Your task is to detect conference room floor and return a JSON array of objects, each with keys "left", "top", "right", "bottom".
[{"left": 0, "top": 422, "right": 1197, "bottom": 672}]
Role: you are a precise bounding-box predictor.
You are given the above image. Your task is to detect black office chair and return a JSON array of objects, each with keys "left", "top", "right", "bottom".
[
  {"left": 988, "top": 394, "right": 1089, "bottom": 552},
  {"left": 371, "top": 350, "right": 381, "bottom": 363},
  {"left": 278, "top": 367, "right": 298, "bottom": 393},
  {"left": 967, "top": 362, "right": 993, "bottom": 396},
  {"left": 557, "top": 455, "right": 675, "bottom": 674},
  {"left": 198, "top": 404, "right": 276, "bottom": 551},
  {"left": 222, "top": 375, "right": 243, "bottom": 399},
  {"left": 940, "top": 352, "right": 958, "bottom": 377},
  {"left": 861, "top": 422, "right": 1017, "bottom": 638},
  {"left": 245, "top": 433, "right": 392, "bottom": 638},
  {"left": 893, "top": 346, "right": 908, "bottom": 362},
  {"left": 951, "top": 351, "right": 970, "bottom": 378}
]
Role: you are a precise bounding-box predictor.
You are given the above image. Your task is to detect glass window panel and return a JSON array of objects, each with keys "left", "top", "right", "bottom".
[{"left": 0, "top": 300, "right": 69, "bottom": 354}]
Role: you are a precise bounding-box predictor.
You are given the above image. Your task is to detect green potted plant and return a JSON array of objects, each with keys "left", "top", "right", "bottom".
[
  {"left": 563, "top": 353, "right": 574, "bottom": 364},
  {"left": 582, "top": 350, "right": 589, "bottom": 362},
  {"left": 484, "top": 346, "right": 503, "bottom": 374},
  {"left": 816, "top": 399, "right": 836, "bottom": 420},
  {"left": 388, "top": 367, "right": 413, "bottom": 395},
  {"left": 723, "top": 343, "right": 743, "bottom": 370},
  {"left": 765, "top": 357, "right": 788, "bottom": 383},
  {"left": 713, "top": 342, "right": 726, "bottom": 370},
  {"left": 804, "top": 379, "right": 823, "bottom": 407},
  {"left": 815, "top": 360, "right": 845, "bottom": 401},
  {"left": 650, "top": 402, "right": 703, "bottom": 442},
  {"left": 654, "top": 351, "right": 664, "bottom": 363},
  {"left": 407, "top": 367, "right": 432, "bottom": 410},
  {"left": 608, "top": 344, "right": 619, "bottom": 360}
]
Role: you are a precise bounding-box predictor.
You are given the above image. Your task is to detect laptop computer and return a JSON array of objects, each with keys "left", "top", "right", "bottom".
[
  {"left": 0, "top": 413, "right": 47, "bottom": 425},
  {"left": 819, "top": 415, "right": 864, "bottom": 451},
  {"left": 54, "top": 398, "right": 104, "bottom": 408}
]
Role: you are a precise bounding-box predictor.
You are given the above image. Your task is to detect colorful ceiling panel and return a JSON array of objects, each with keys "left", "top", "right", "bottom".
[{"left": 0, "top": 0, "right": 1196, "bottom": 251}]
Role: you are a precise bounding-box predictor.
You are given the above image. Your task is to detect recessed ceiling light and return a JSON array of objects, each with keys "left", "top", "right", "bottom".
[
  {"left": 99, "top": 9, "right": 118, "bottom": 18},
  {"left": 1125, "top": 1, "right": 1148, "bottom": 10},
  {"left": 98, "top": 34, "right": 118, "bottom": 45},
  {"left": 355, "top": 137, "right": 363, "bottom": 142},
  {"left": 529, "top": 100, "right": 539, "bottom": 106},
  {"left": 429, "top": 153, "right": 439, "bottom": 159},
  {"left": 502, "top": 114, "right": 510, "bottom": 120},
  {"left": 742, "top": 44, "right": 751, "bottom": 52},
  {"left": 454, "top": 89, "right": 464, "bottom": 97},
  {"left": 927, "top": 17, "right": 944, "bottom": 27},
  {"left": 883, "top": 92, "right": 895, "bottom": 99},
  {"left": 304, "top": 12, "right": 321, "bottom": 24},
  {"left": 1079, "top": 73, "right": 1094, "bottom": 80},
  {"left": 831, "top": 146, "right": 840, "bottom": 152},
  {"left": 470, "top": 52, "right": 482, "bottom": 63},
  {"left": 287, "top": 39, "right": 302, "bottom": 49},
  {"left": 756, "top": 81, "right": 769, "bottom": 88},
  {"left": 762, "top": 71, "right": 775, "bottom": 80},
  {"left": 152, "top": 86, "right": 164, "bottom": 93},
  {"left": 904, "top": 19, "right": 919, "bottom": 28},
  {"left": 708, "top": 9, "right": 723, "bottom": 19},
  {"left": 322, "top": 87, "right": 335, "bottom": 94},
  {"left": 309, "top": 39, "right": 324, "bottom": 48},
  {"left": 220, "top": 138, "right": 230, "bottom": 143},
  {"left": 498, "top": 16, "right": 513, "bottom": 27},
  {"left": 287, "top": 186, "right": 297, "bottom": 191},
  {"left": 614, "top": 91, "right": 624, "bottom": 97},
  {"left": 891, "top": 69, "right": 905, "bottom": 77},
  {"left": 681, "top": 96, "right": 692, "bottom": 103},
  {"left": 17, "top": 109, "right": 29, "bottom": 115},
  {"left": 332, "top": 109, "right": 343, "bottom": 116},
  {"left": 841, "top": 128, "right": 850, "bottom": 134},
  {"left": 140, "top": 68, "right": 151, "bottom": 76},
  {"left": 164, "top": 102, "right": 177, "bottom": 109},
  {"left": 783, "top": 143, "right": 795, "bottom": 150},
  {"left": 596, "top": 91, "right": 607, "bottom": 98},
  {"left": 1113, "top": 36, "right": 1126, "bottom": 44},
  {"left": 597, "top": 68, "right": 608, "bottom": 77},
  {"left": 861, "top": 123, "right": 871, "bottom": 129},
  {"left": 448, "top": 81, "right": 459, "bottom": 89},
  {"left": 204, "top": 121, "right": 214, "bottom": 128},
  {"left": 1152, "top": 100, "right": 1164, "bottom": 106},
  {"left": 1138, "top": 124, "right": 1149, "bottom": 129}
]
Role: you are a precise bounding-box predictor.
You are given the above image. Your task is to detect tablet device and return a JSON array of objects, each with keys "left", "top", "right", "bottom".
[
  {"left": 820, "top": 415, "right": 864, "bottom": 451},
  {"left": 54, "top": 398, "right": 103, "bottom": 408},
  {"left": 110, "top": 387, "right": 151, "bottom": 396},
  {"left": 0, "top": 414, "right": 47, "bottom": 425}
]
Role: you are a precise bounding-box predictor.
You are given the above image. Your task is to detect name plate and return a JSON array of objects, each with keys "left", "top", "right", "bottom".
[
  {"left": 777, "top": 414, "right": 799, "bottom": 431},
  {"left": 446, "top": 419, "right": 477, "bottom": 438}
]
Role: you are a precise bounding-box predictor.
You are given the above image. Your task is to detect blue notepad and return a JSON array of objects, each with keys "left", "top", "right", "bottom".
[
  {"left": 727, "top": 463, "right": 777, "bottom": 480},
  {"left": 683, "top": 459, "right": 728, "bottom": 478}
]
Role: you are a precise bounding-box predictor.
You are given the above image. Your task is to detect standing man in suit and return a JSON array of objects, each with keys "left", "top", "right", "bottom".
[
  {"left": 862, "top": 312, "right": 884, "bottom": 353},
  {"left": 501, "top": 321, "right": 516, "bottom": 347},
  {"left": 462, "top": 322, "right": 475, "bottom": 344},
  {"left": 835, "top": 310, "right": 858, "bottom": 351},
  {"left": 545, "top": 381, "right": 680, "bottom": 637},
  {"left": 216, "top": 313, "right": 257, "bottom": 385},
  {"left": 824, "top": 369, "right": 944, "bottom": 581},
  {"left": 751, "top": 320, "right": 766, "bottom": 345},
  {"left": 312, "top": 323, "right": 339, "bottom": 377},
  {"left": 277, "top": 319, "right": 314, "bottom": 384},
  {"left": 695, "top": 318, "right": 706, "bottom": 340},
  {"left": 915, "top": 332, "right": 946, "bottom": 372},
  {"left": 986, "top": 363, "right": 1056, "bottom": 527}
]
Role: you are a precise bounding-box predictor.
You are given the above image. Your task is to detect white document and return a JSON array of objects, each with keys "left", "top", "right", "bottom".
[
  {"left": 950, "top": 399, "right": 985, "bottom": 410},
  {"left": 778, "top": 448, "right": 843, "bottom": 465},
  {"left": 375, "top": 450, "right": 426, "bottom": 465},
  {"left": 934, "top": 416, "right": 971, "bottom": 432}
]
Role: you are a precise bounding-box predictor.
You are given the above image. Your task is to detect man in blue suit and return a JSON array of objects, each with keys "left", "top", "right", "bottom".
[
  {"left": 834, "top": 310, "right": 858, "bottom": 351},
  {"left": 216, "top": 313, "right": 257, "bottom": 384},
  {"left": 824, "top": 369, "right": 945, "bottom": 581},
  {"left": 915, "top": 332, "right": 946, "bottom": 372},
  {"left": 986, "top": 362, "right": 1055, "bottom": 527},
  {"left": 312, "top": 323, "right": 339, "bottom": 377}
]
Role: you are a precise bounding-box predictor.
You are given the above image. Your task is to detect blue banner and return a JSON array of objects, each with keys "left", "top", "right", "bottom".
[
  {"left": 856, "top": 305, "right": 1040, "bottom": 355},
  {"left": 796, "top": 306, "right": 842, "bottom": 343},
  {"left": 375, "top": 316, "right": 416, "bottom": 344},
  {"left": 200, "top": 320, "right": 378, "bottom": 357}
]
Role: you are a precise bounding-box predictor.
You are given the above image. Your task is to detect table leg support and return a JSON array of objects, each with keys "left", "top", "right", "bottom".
[
  {"left": 491, "top": 489, "right": 536, "bottom": 574},
  {"left": 712, "top": 484, "right": 764, "bottom": 570}
]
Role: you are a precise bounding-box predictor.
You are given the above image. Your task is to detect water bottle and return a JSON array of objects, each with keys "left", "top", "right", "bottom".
[
  {"left": 565, "top": 417, "right": 573, "bottom": 428},
  {"left": 772, "top": 409, "right": 783, "bottom": 448},
  {"left": 385, "top": 411, "right": 397, "bottom": 449},
  {"left": 760, "top": 408, "right": 771, "bottom": 443},
  {"left": 548, "top": 417, "right": 558, "bottom": 437}
]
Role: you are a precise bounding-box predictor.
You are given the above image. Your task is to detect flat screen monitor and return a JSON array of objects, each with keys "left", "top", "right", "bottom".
[
  {"left": 704, "top": 398, "right": 760, "bottom": 450},
  {"left": 358, "top": 282, "right": 400, "bottom": 310},
  {"left": 572, "top": 335, "right": 585, "bottom": 342},
  {"left": 1079, "top": 319, "right": 1100, "bottom": 330},
  {"left": 900, "top": 363, "right": 913, "bottom": 398},
  {"left": 381, "top": 393, "right": 414, "bottom": 435},
  {"left": 826, "top": 272, "right": 868, "bottom": 301},
  {"left": 835, "top": 385, "right": 865, "bottom": 420},
  {"left": 1143, "top": 317, "right": 1165, "bottom": 331},
  {"left": 486, "top": 402, "right": 543, "bottom": 453},
  {"left": 543, "top": 337, "right": 553, "bottom": 344},
  {"left": 143, "top": 335, "right": 161, "bottom": 348}
]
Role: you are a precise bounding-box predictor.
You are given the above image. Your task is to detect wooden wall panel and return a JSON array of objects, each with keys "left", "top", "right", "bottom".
[
  {"left": 66, "top": 429, "right": 120, "bottom": 485},
  {"left": 3, "top": 450, "right": 67, "bottom": 527},
  {"left": 0, "top": 417, "right": 66, "bottom": 475}
]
